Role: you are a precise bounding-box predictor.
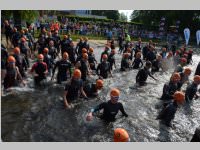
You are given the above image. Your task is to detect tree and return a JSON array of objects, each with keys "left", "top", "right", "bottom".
[
  {"left": 91, "top": 10, "right": 120, "bottom": 20},
  {"left": 2, "top": 10, "right": 39, "bottom": 24},
  {"left": 130, "top": 10, "right": 200, "bottom": 33},
  {"left": 119, "top": 12, "right": 128, "bottom": 22}
]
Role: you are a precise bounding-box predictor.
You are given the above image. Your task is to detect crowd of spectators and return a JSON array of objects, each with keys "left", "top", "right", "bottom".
[{"left": 2, "top": 17, "right": 182, "bottom": 43}]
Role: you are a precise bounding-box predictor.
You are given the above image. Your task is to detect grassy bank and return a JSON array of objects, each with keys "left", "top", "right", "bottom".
[{"left": 33, "top": 31, "right": 162, "bottom": 43}]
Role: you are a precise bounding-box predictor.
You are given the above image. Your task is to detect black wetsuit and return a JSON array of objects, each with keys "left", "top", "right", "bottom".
[
  {"left": 160, "top": 81, "right": 178, "bottom": 101},
  {"left": 4, "top": 24, "right": 12, "bottom": 41},
  {"left": 53, "top": 59, "right": 72, "bottom": 84},
  {"left": 83, "top": 83, "right": 98, "bottom": 97},
  {"left": 132, "top": 58, "right": 143, "bottom": 69},
  {"left": 82, "top": 41, "right": 90, "bottom": 50},
  {"left": 53, "top": 35, "right": 61, "bottom": 53},
  {"left": 25, "top": 33, "right": 34, "bottom": 50},
  {"left": 66, "top": 46, "right": 76, "bottom": 65},
  {"left": 107, "top": 53, "right": 116, "bottom": 70},
  {"left": 110, "top": 41, "right": 115, "bottom": 49},
  {"left": 48, "top": 46, "right": 57, "bottom": 60},
  {"left": 76, "top": 41, "right": 84, "bottom": 56},
  {"left": 60, "top": 39, "right": 70, "bottom": 55},
  {"left": 92, "top": 100, "right": 128, "bottom": 122},
  {"left": 19, "top": 42, "right": 30, "bottom": 67},
  {"left": 76, "top": 55, "right": 82, "bottom": 63},
  {"left": 171, "top": 44, "right": 176, "bottom": 55},
  {"left": 121, "top": 58, "right": 130, "bottom": 71},
  {"left": 142, "top": 46, "right": 149, "bottom": 60},
  {"left": 191, "top": 127, "right": 200, "bottom": 142},
  {"left": 135, "top": 43, "right": 142, "bottom": 50},
  {"left": 78, "top": 59, "right": 89, "bottom": 81},
  {"left": 157, "top": 101, "right": 178, "bottom": 127},
  {"left": 187, "top": 53, "right": 192, "bottom": 64},
  {"left": 43, "top": 54, "right": 54, "bottom": 74},
  {"left": 177, "top": 72, "right": 187, "bottom": 90},
  {"left": 185, "top": 82, "right": 198, "bottom": 102},
  {"left": 37, "top": 36, "right": 46, "bottom": 54},
  {"left": 31, "top": 62, "right": 47, "bottom": 85},
  {"left": 152, "top": 60, "right": 161, "bottom": 72},
  {"left": 136, "top": 67, "right": 152, "bottom": 86},
  {"left": 118, "top": 35, "right": 124, "bottom": 53},
  {"left": 88, "top": 53, "right": 97, "bottom": 70},
  {"left": 146, "top": 51, "right": 156, "bottom": 63},
  {"left": 96, "top": 61, "right": 111, "bottom": 79},
  {"left": 3, "top": 66, "right": 18, "bottom": 89},
  {"left": 1, "top": 45, "right": 8, "bottom": 70},
  {"left": 129, "top": 48, "right": 134, "bottom": 60},
  {"left": 12, "top": 31, "right": 21, "bottom": 47},
  {"left": 13, "top": 54, "right": 27, "bottom": 78},
  {"left": 64, "top": 79, "right": 83, "bottom": 102},
  {"left": 195, "top": 62, "right": 200, "bottom": 75}
]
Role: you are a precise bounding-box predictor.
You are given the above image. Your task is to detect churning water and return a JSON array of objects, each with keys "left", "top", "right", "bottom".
[{"left": 1, "top": 44, "right": 200, "bottom": 142}]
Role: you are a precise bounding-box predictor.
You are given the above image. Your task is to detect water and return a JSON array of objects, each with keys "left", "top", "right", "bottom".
[{"left": 1, "top": 44, "right": 200, "bottom": 142}]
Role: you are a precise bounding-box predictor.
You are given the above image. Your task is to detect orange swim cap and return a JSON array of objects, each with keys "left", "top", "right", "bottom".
[
  {"left": 43, "top": 48, "right": 49, "bottom": 54},
  {"left": 114, "top": 128, "right": 129, "bottom": 142},
  {"left": 89, "top": 47, "right": 94, "bottom": 53},
  {"left": 73, "top": 69, "right": 81, "bottom": 78},
  {"left": 38, "top": 54, "right": 44, "bottom": 60},
  {"left": 7, "top": 56, "right": 16, "bottom": 63},
  {"left": 82, "top": 48, "right": 87, "bottom": 53},
  {"left": 96, "top": 79, "right": 104, "bottom": 88},
  {"left": 193, "top": 75, "right": 200, "bottom": 83},
  {"left": 184, "top": 67, "right": 192, "bottom": 75},
  {"left": 13, "top": 47, "right": 20, "bottom": 54},
  {"left": 110, "top": 88, "right": 120, "bottom": 97},
  {"left": 173, "top": 91, "right": 185, "bottom": 103}
]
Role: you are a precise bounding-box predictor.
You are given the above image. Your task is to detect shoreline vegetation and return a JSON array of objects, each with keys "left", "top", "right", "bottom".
[{"left": 33, "top": 31, "right": 162, "bottom": 43}]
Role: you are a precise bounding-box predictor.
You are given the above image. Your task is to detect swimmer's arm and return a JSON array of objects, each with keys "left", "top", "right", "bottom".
[
  {"left": 119, "top": 104, "right": 128, "bottom": 117},
  {"left": 16, "top": 67, "right": 24, "bottom": 83},
  {"left": 52, "top": 61, "right": 58, "bottom": 78},
  {"left": 80, "top": 87, "right": 88, "bottom": 99},
  {"left": 90, "top": 103, "right": 105, "bottom": 113},
  {"left": 140, "top": 60, "right": 143, "bottom": 68},
  {"left": 63, "top": 90, "right": 70, "bottom": 108},
  {"left": 149, "top": 73, "right": 157, "bottom": 81},
  {"left": 136, "top": 70, "right": 141, "bottom": 83}
]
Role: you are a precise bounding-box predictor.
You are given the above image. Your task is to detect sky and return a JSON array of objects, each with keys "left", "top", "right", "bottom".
[{"left": 119, "top": 10, "right": 134, "bottom": 21}]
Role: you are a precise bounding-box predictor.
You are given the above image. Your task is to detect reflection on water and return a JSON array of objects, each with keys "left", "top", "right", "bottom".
[{"left": 1, "top": 46, "right": 200, "bottom": 142}]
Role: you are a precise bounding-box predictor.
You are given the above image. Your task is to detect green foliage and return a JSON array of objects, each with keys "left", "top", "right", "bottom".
[
  {"left": 17, "top": 10, "right": 39, "bottom": 23},
  {"left": 1, "top": 10, "right": 13, "bottom": 19},
  {"left": 34, "top": 30, "right": 106, "bottom": 40},
  {"left": 58, "top": 14, "right": 144, "bottom": 27},
  {"left": 91, "top": 10, "right": 120, "bottom": 20},
  {"left": 57, "top": 14, "right": 113, "bottom": 22},
  {"left": 119, "top": 12, "right": 128, "bottom": 22},
  {"left": 1, "top": 10, "right": 39, "bottom": 23},
  {"left": 130, "top": 10, "right": 200, "bottom": 33}
]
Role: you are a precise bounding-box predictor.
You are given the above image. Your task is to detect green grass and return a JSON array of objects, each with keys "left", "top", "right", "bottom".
[
  {"left": 33, "top": 31, "right": 161, "bottom": 43},
  {"left": 34, "top": 31, "right": 106, "bottom": 41}
]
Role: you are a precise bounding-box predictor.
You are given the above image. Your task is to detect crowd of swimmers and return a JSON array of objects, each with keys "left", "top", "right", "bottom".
[{"left": 1, "top": 19, "right": 200, "bottom": 142}]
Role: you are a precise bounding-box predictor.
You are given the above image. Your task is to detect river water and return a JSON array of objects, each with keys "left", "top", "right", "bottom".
[{"left": 1, "top": 44, "right": 200, "bottom": 142}]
